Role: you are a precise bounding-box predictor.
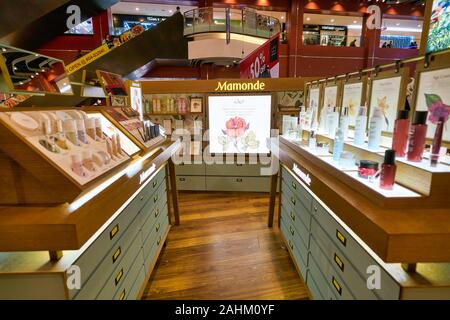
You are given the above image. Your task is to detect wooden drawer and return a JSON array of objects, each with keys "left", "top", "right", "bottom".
[
  {"left": 310, "top": 220, "right": 380, "bottom": 300},
  {"left": 175, "top": 163, "right": 205, "bottom": 175},
  {"left": 205, "top": 163, "right": 270, "bottom": 177},
  {"left": 143, "top": 205, "right": 169, "bottom": 265},
  {"left": 280, "top": 206, "right": 309, "bottom": 255},
  {"left": 206, "top": 176, "right": 270, "bottom": 192},
  {"left": 177, "top": 176, "right": 206, "bottom": 191},
  {"left": 142, "top": 166, "right": 166, "bottom": 198},
  {"left": 311, "top": 200, "right": 400, "bottom": 300},
  {"left": 306, "top": 270, "right": 324, "bottom": 300},
  {"left": 307, "top": 252, "right": 338, "bottom": 300},
  {"left": 113, "top": 254, "right": 145, "bottom": 301},
  {"left": 73, "top": 210, "right": 143, "bottom": 300},
  {"left": 280, "top": 217, "right": 308, "bottom": 281},
  {"left": 96, "top": 230, "right": 144, "bottom": 300},
  {"left": 281, "top": 167, "right": 313, "bottom": 213},
  {"left": 281, "top": 182, "right": 312, "bottom": 232},
  {"left": 140, "top": 183, "right": 167, "bottom": 239}
]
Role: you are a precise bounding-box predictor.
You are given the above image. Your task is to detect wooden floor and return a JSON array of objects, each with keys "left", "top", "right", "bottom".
[{"left": 142, "top": 192, "right": 309, "bottom": 300}]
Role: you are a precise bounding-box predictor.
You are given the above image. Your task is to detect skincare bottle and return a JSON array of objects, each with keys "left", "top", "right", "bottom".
[
  {"left": 63, "top": 119, "right": 79, "bottom": 146},
  {"left": 299, "top": 106, "right": 306, "bottom": 128},
  {"left": 111, "top": 134, "right": 120, "bottom": 157},
  {"left": 367, "top": 108, "right": 383, "bottom": 151},
  {"left": 82, "top": 150, "right": 96, "bottom": 172},
  {"left": 40, "top": 119, "right": 59, "bottom": 153},
  {"left": 340, "top": 107, "right": 350, "bottom": 140},
  {"left": 55, "top": 120, "right": 69, "bottom": 150},
  {"left": 71, "top": 153, "right": 86, "bottom": 177},
  {"left": 407, "top": 111, "right": 428, "bottom": 162},
  {"left": 380, "top": 149, "right": 396, "bottom": 190},
  {"left": 319, "top": 105, "right": 328, "bottom": 133},
  {"left": 391, "top": 110, "right": 410, "bottom": 157},
  {"left": 85, "top": 118, "right": 97, "bottom": 141},
  {"left": 95, "top": 118, "right": 104, "bottom": 140},
  {"left": 333, "top": 125, "right": 344, "bottom": 162},
  {"left": 431, "top": 117, "right": 445, "bottom": 167},
  {"left": 327, "top": 107, "right": 339, "bottom": 138},
  {"left": 76, "top": 119, "right": 89, "bottom": 144},
  {"left": 115, "top": 133, "right": 124, "bottom": 156},
  {"left": 353, "top": 106, "right": 367, "bottom": 146},
  {"left": 309, "top": 130, "right": 316, "bottom": 150},
  {"left": 106, "top": 138, "right": 115, "bottom": 160}
]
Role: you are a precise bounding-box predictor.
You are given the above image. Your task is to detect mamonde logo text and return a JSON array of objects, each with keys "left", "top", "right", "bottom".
[{"left": 214, "top": 80, "right": 266, "bottom": 92}]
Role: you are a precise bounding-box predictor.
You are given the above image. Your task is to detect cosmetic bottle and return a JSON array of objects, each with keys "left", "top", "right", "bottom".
[
  {"left": 83, "top": 150, "right": 96, "bottom": 172},
  {"left": 111, "top": 134, "right": 120, "bottom": 157},
  {"left": 354, "top": 106, "right": 367, "bottom": 146},
  {"left": 430, "top": 117, "right": 444, "bottom": 167},
  {"left": 116, "top": 133, "right": 124, "bottom": 156},
  {"left": 340, "top": 107, "right": 350, "bottom": 140},
  {"left": 55, "top": 120, "right": 69, "bottom": 150},
  {"left": 76, "top": 119, "right": 89, "bottom": 144},
  {"left": 367, "top": 108, "right": 383, "bottom": 151},
  {"left": 40, "top": 119, "right": 59, "bottom": 153},
  {"left": 309, "top": 130, "right": 316, "bottom": 150},
  {"left": 106, "top": 138, "right": 115, "bottom": 160},
  {"left": 85, "top": 118, "right": 97, "bottom": 141},
  {"left": 333, "top": 125, "right": 344, "bottom": 161},
  {"left": 391, "top": 110, "right": 410, "bottom": 157},
  {"left": 71, "top": 153, "right": 86, "bottom": 177},
  {"left": 380, "top": 149, "right": 396, "bottom": 190},
  {"left": 327, "top": 107, "right": 339, "bottom": 138},
  {"left": 319, "top": 105, "right": 329, "bottom": 133},
  {"left": 299, "top": 106, "right": 306, "bottom": 128},
  {"left": 95, "top": 118, "right": 104, "bottom": 140},
  {"left": 407, "top": 111, "right": 428, "bottom": 162},
  {"left": 63, "top": 119, "right": 80, "bottom": 146}
]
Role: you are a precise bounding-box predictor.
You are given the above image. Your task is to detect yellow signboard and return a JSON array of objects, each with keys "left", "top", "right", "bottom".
[{"left": 65, "top": 44, "right": 110, "bottom": 75}]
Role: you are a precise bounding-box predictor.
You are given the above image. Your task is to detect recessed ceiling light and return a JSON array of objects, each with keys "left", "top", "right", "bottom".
[
  {"left": 35, "top": 72, "right": 39, "bottom": 75},
  {"left": 35, "top": 54, "right": 39, "bottom": 57},
  {"left": 19, "top": 82, "right": 23, "bottom": 85},
  {"left": 135, "top": 7, "right": 139, "bottom": 11},
  {"left": 1, "top": 48, "right": 6, "bottom": 52},
  {"left": 281, "top": 16, "right": 284, "bottom": 20},
  {"left": 330, "top": 19, "right": 335, "bottom": 22},
  {"left": 306, "top": 17, "right": 310, "bottom": 21},
  {"left": 13, "top": 67, "right": 17, "bottom": 70},
  {"left": 396, "top": 23, "right": 400, "bottom": 26},
  {"left": 41, "top": 69, "right": 45, "bottom": 72},
  {"left": 31, "top": 75, "right": 34, "bottom": 78},
  {"left": 169, "top": 10, "right": 173, "bottom": 13},
  {"left": 353, "top": 20, "right": 357, "bottom": 23}
]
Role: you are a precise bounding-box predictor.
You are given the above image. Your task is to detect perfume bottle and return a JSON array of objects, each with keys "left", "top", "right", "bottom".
[
  {"left": 326, "top": 107, "right": 339, "bottom": 138},
  {"left": 63, "top": 119, "right": 80, "bottom": 146},
  {"left": 95, "top": 118, "right": 104, "bottom": 140},
  {"left": 333, "top": 125, "right": 344, "bottom": 162},
  {"left": 407, "top": 111, "right": 428, "bottom": 162},
  {"left": 55, "top": 120, "right": 69, "bottom": 150},
  {"left": 368, "top": 108, "right": 383, "bottom": 151},
  {"left": 354, "top": 106, "right": 367, "bottom": 146},
  {"left": 76, "top": 119, "right": 89, "bottom": 144},
  {"left": 82, "top": 150, "right": 96, "bottom": 172},
  {"left": 392, "top": 110, "right": 410, "bottom": 157},
  {"left": 380, "top": 149, "right": 396, "bottom": 190},
  {"left": 340, "top": 107, "right": 350, "bottom": 140},
  {"left": 85, "top": 118, "right": 97, "bottom": 141},
  {"left": 309, "top": 130, "right": 316, "bottom": 150},
  {"left": 431, "top": 117, "right": 445, "bottom": 167}
]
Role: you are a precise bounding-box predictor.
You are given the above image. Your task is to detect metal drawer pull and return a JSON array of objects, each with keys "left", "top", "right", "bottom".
[
  {"left": 112, "top": 247, "right": 121, "bottom": 263},
  {"left": 179, "top": 177, "right": 186, "bottom": 182},
  {"left": 156, "top": 223, "right": 161, "bottom": 232},
  {"left": 115, "top": 268, "right": 124, "bottom": 286},
  {"left": 332, "top": 276, "right": 342, "bottom": 296},
  {"left": 290, "top": 212, "right": 295, "bottom": 221},
  {"left": 154, "top": 208, "right": 160, "bottom": 218},
  {"left": 110, "top": 224, "right": 119, "bottom": 240},
  {"left": 140, "top": 195, "right": 144, "bottom": 201},
  {"left": 236, "top": 178, "right": 243, "bottom": 182},
  {"left": 157, "top": 236, "right": 162, "bottom": 246},
  {"left": 153, "top": 195, "right": 158, "bottom": 203},
  {"left": 291, "top": 181, "right": 297, "bottom": 189},
  {"left": 289, "top": 226, "right": 295, "bottom": 236},
  {"left": 153, "top": 180, "right": 158, "bottom": 188},
  {"left": 119, "top": 289, "right": 126, "bottom": 300},
  {"left": 336, "top": 230, "right": 347, "bottom": 247},
  {"left": 334, "top": 253, "right": 344, "bottom": 272},
  {"left": 288, "top": 240, "right": 293, "bottom": 250},
  {"left": 313, "top": 206, "right": 318, "bottom": 212},
  {"left": 291, "top": 197, "right": 296, "bottom": 205},
  {"left": 236, "top": 164, "right": 243, "bottom": 167}
]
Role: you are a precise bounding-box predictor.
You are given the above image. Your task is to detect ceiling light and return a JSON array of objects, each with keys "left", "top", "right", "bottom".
[
  {"left": 135, "top": 7, "right": 139, "bottom": 11},
  {"left": 31, "top": 75, "right": 34, "bottom": 78},
  {"left": 417, "top": 24, "right": 421, "bottom": 27},
  {"left": 35, "top": 54, "right": 39, "bottom": 57},
  {"left": 35, "top": 72, "right": 39, "bottom": 75},
  {"left": 281, "top": 16, "right": 284, "bottom": 20},
  {"left": 169, "top": 10, "right": 173, "bottom": 13},
  {"left": 41, "top": 69, "right": 45, "bottom": 72},
  {"left": 1, "top": 48, "right": 6, "bottom": 52},
  {"left": 331, "top": 19, "right": 335, "bottom": 22},
  {"left": 396, "top": 23, "right": 400, "bottom": 26},
  {"left": 19, "top": 82, "right": 23, "bottom": 85},
  {"left": 353, "top": 20, "right": 357, "bottom": 23},
  {"left": 13, "top": 67, "right": 17, "bottom": 70},
  {"left": 306, "top": 17, "right": 310, "bottom": 21}
]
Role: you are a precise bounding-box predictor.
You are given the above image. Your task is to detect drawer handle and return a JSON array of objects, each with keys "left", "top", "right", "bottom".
[
  {"left": 154, "top": 208, "right": 160, "bottom": 218},
  {"left": 153, "top": 180, "right": 158, "bottom": 188},
  {"left": 157, "top": 236, "right": 162, "bottom": 246},
  {"left": 140, "top": 195, "right": 145, "bottom": 201},
  {"left": 110, "top": 224, "right": 119, "bottom": 240},
  {"left": 313, "top": 206, "right": 318, "bottom": 212},
  {"left": 290, "top": 197, "right": 296, "bottom": 205},
  {"left": 290, "top": 211, "right": 295, "bottom": 221},
  {"left": 156, "top": 223, "right": 161, "bottom": 232},
  {"left": 289, "top": 226, "right": 295, "bottom": 236},
  {"left": 115, "top": 268, "right": 124, "bottom": 286},
  {"left": 112, "top": 247, "right": 121, "bottom": 263},
  {"left": 336, "top": 230, "right": 347, "bottom": 247},
  {"left": 179, "top": 177, "right": 186, "bottom": 182},
  {"left": 236, "top": 178, "right": 243, "bottom": 182},
  {"left": 291, "top": 181, "right": 297, "bottom": 190},
  {"left": 153, "top": 195, "right": 158, "bottom": 203},
  {"left": 119, "top": 289, "right": 126, "bottom": 300},
  {"left": 288, "top": 240, "right": 293, "bottom": 250},
  {"left": 332, "top": 276, "right": 342, "bottom": 296},
  {"left": 334, "top": 253, "right": 344, "bottom": 272},
  {"left": 236, "top": 164, "right": 243, "bottom": 167}
]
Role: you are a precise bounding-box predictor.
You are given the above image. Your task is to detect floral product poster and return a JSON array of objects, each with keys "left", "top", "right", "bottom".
[
  {"left": 369, "top": 76, "right": 402, "bottom": 133},
  {"left": 342, "top": 82, "right": 363, "bottom": 126},
  {"left": 322, "top": 86, "right": 338, "bottom": 110},
  {"left": 309, "top": 87, "right": 320, "bottom": 128},
  {"left": 415, "top": 67, "right": 450, "bottom": 141},
  {"left": 208, "top": 95, "right": 271, "bottom": 154},
  {"left": 427, "top": 0, "right": 450, "bottom": 53}
]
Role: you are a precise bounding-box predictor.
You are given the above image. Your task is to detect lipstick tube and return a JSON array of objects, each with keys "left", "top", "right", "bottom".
[{"left": 431, "top": 117, "right": 445, "bottom": 167}]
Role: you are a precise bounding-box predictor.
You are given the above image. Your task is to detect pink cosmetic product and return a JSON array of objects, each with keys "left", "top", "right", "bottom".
[
  {"left": 82, "top": 150, "right": 96, "bottom": 172},
  {"left": 76, "top": 119, "right": 89, "bottom": 144},
  {"left": 71, "top": 153, "right": 87, "bottom": 177}
]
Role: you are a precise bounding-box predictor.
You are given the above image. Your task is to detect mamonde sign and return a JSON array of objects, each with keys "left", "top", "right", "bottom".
[{"left": 214, "top": 80, "right": 266, "bottom": 92}]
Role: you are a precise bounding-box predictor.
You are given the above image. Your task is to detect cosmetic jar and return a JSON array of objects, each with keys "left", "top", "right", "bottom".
[{"left": 358, "top": 160, "right": 379, "bottom": 179}]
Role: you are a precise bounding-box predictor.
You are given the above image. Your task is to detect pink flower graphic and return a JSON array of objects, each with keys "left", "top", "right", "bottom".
[
  {"left": 222, "top": 117, "right": 250, "bottom": 138},
  {"left": 428, "top": 101, "right": 450, "bottom": 124}
]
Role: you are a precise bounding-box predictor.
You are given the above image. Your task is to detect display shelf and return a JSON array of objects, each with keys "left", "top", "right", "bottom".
[
  {"left": 396, "top": 156, "right": 450, "bottom": 173},
  {"left": 345, "top": 140, "right": 387, "bottom": 154},
  {"left": 319, "top": 155, "right": 359, "bottom": 171}
]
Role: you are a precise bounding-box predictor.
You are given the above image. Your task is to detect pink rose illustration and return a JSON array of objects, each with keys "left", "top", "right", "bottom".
[
  {"left": 425, "top": 93, "right": 450, "bottom": 124},
  {"left": 222, "top": 117, "right": 250, "bottom": 138}
]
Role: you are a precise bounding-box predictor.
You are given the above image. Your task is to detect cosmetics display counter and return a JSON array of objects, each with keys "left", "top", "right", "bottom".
[{"left": 0, "top": 106, "right": 181, "bottom": 299}]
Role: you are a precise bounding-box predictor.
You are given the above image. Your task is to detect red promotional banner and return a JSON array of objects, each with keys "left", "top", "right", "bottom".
[{"left": 240, "top": 33, "right": 280, "bottom": 79}]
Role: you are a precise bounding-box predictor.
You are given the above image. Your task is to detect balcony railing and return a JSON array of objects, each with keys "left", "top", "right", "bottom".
[{"left": 183, "top": 7, "right": 281, "bottom": 39}]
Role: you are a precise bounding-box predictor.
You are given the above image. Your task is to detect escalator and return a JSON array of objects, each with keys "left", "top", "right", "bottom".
[
  {"left": 0, "top": 0, "right": 118, "bottom": 50},
  {"left": 17, "top": 12, "right": 188, "bottom": 107}
]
